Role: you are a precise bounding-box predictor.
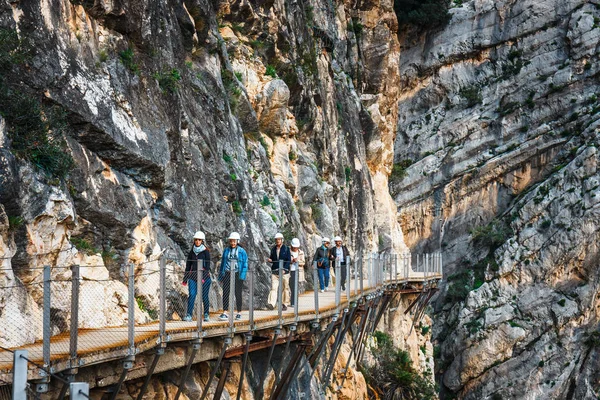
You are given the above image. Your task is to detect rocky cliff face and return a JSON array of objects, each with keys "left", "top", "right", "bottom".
[
  {"left": 390, "top": 0, "right": 600, "bottom": 398},
  {"left": 0, "top": 0, "right": 412, "bottom": 397},
  {"left": 0, "top": 0, "right": 404, "bottom": 341},
  {"left": 3, "top": 0, "right": 599, "bottom": 398}
]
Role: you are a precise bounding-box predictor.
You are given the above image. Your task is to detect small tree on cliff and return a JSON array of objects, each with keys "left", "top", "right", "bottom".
[
  {"left": 363, "top": 331, "right": 436, "bottom": 399},
  {"left": 394, "top": 0, "right": 451, "bottom": 29}
]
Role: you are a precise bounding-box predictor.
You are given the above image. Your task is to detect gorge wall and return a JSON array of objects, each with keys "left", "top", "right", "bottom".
[
  {"left": 1, "top": 0, "right": 600, "bottom": 398},
  {"left": 390, "top": 0, "right": 600, "bottom": 398}
]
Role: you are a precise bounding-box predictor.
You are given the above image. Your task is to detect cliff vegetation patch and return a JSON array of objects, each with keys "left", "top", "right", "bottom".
[
  {"left": 0, "top": 29, "right": 73, "bottom": 179},
  {"left": 363, "top": 331, "right": 436, "bottom": 399},
  {"left": 394, "top": 0, "right": 451, "bottom": 29}
]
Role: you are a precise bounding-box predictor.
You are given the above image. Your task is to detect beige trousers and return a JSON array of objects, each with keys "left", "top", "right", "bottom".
[{"left": 268, "top": 274, "right": 290, "bottom": 306}]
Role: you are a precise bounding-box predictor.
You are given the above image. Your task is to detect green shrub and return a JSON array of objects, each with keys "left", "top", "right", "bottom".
[
  {"left": 221, "top": 69, "right": 242, "bottom": 110},
  {"left": 345, "top": 166, "right": 352, "bottom": 182},
  {"left": 288, "top": 150, "right": 297, "bottom": 161},
  {"left": 260, "top": 195, "right": 271, "bottom": 207},
  {"left": 585, "top": 331, "right": 600, "bottom": 347},
  {"left": 540, "top": 219, "right": 551, "bottom": 229},
  {"left": 229, "top": 173, "right": 237, "bottom": 181},
  {"left": 7, "top": 215, "right": 24, "bottom": 231},
  {"left": 390, "top": 159, "right": 413, "bottom": 181},
  {"left": 223, "top": 151, "right": 232, "bottom": 163},
  {"left": 497, "top": 101, "right": 520, "bottom": 116},
  {"left": 446, "top": 275, "right": 471, "bottom": 303},
  {"left": 470, "top": 219, "right": 512, "bottom": 250},
  {"left": 259, "top": 136, "right": 270, "bottom": 154},
  {"left": 0, "top": 87, "right": 74, "bottom": 178},
  {"left": 421, "top": 325, "right": 430, "bottom": 335},
  {"left": 265, "top": 65, "right": 277, "bottom": 78},
  {"left": 557, "top": 299, "right": 566, "bottom": 307},
  {"left": 310, "top": 203, "right": 323, "bottom": 220},
  {"left": 394, "top": 0, "right": 451, "bottom": 29},
  {"left": 98, "top": 50, "right": 108, "bottom": 63},
  {"left": 365, "top": 331, "right": 436, "bottom": 399},
  {"left": 232, "top": 200, "right": 242, "bottom": 215},
  {"left": 508, "top": 320, "right": 523, "bottom": 328},
  {"left": 70, "top": 237, "right": 98, "bottom": 255},
  {"left": 119, "top": 48, "right": 139, "bottom": 74},
  {"left": 136, "top": 297, "right": 158, "bottom": 319},
  {"left": 538, "top": 360, "right": 544, "bottom": 368},
  {"left": 347, "top": 19, "right": 364, "bottom": 36},
  {"left": 0, "top": 29, "right": 32, "bottom": 69},
  {"left": 460, "top": 86, "right": 482, "bottom": 107},
  {"left": 153, "top": 69, "right": 181, "bottom": 93}
]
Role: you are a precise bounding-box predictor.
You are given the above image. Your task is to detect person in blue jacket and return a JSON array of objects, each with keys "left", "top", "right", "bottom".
[
  {"left": 218, "top": 231, "right": 248, "bottom": 320},
  {"left": 267, "top": 232, "right": 291, "bottom": 311},
  {"left": 182, "top": 231, "right": 211, "bottom": 322}
]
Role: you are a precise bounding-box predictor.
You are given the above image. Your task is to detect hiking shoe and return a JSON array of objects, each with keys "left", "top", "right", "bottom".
[
  {"left": 324, "top": 287, "right": 328, "bottom": 292},
  {"left": 266, "top": 304, "right": 274, "bottom": 310},
  {"left": 183, "top": 315, "right": 192, "bottom": 322},
  {"left": 282, "top": 304, "right": 288, "bottom": 311},
  {"left": 203, "top": 314, "right": 210, "bottom": 322},
  {"left": 319, "top": 289, "right": 324, "bottom": 293},
  {"left": 341, "top": 285, "right": 346, "bottom": 291},
  {"left": 235, "top": 313, "right": 242, "bottom": 320},
  {"left": 218, "top": 313, "right": 229, "bottom": 320}
]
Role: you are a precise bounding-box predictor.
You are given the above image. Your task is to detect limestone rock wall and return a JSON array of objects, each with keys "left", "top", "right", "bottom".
[
  {"left": 0, "top": 0, "right": 405, "bottom": 349},
  {"left": 389, "top": 0, "right": 600, "bottom": 398}
]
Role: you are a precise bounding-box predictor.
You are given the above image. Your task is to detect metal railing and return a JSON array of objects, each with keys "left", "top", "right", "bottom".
[{"left": 0, "top": 251, "right": 441, "bottom": 398}]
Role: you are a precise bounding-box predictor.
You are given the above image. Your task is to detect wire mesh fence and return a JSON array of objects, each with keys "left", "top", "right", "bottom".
[{"left": 0, "top": 249, "right": 442, "bottom": 397}]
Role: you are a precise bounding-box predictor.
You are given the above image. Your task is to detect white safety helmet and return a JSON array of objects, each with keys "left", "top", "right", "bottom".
[
  {"left": 322, "top": 237, "right": 330, "bottom": 243},
  {"left": 274, "top": 232, "right": 284, "bottom": 239},
  {"left": 228, "top": 232, "right": 241, "bottom": 241},
  {"left": 291, "top": 238, "right": 300, "bottom": 248},
  {"left": 193, "top": 231, "right": 206, "bottom": 240},
  {"left": 333, "top": 236, "right": 342, "bottom": 242}
]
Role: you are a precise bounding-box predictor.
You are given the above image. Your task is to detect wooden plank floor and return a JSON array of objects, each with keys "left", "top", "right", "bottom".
[{"left": 0, "top": 273, "right": 440, "bottom": 379}]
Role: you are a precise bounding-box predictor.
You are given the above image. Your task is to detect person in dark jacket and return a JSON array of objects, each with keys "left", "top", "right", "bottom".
[
  {"left": 267, "top": 232, "right": 291, "bottom": 310},
  {"left": 313, "top": 237, "right": 331, "bottom": 292},
  {"left": 182, "top": 231, "right": 211, "bottom": 322},
  {"left": 329, "top": 236, "right": 351, "bottom": 291}
]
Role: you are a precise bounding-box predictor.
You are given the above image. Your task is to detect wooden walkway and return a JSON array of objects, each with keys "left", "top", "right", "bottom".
[{"left": 0, "top": 273, "right": 441, "bottom": 381}]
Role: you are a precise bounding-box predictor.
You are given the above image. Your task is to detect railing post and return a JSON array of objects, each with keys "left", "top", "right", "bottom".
[
  {"left": 70, "top": 265, "right": 80, "bottom": 370},
  {"left": 159, "top": 255, "right": 166, "bottom": 345},
  {"left": 43, "top": 265, "right": 51, "bottom": 372},
  {"left": 12, "top": 350, "right": 28, "bottom": 400},
  {"left": 278, "top": 259, "right": 283, "bottom": 327},
  {"left": 197, "top": 260, "right": 203, "bottom": 333},
  {"left": 354, "top": 255, "right": 358, "bottom": 296},
  {"left": 335, "top": 259, "right": 341, "bottom": 309},
  {"left": 128, "top": 263, "right": 135, "bottom": 355},
  {"left": 359, "top": 255, "right": 363, "bottom": 293},
  {"left": 229, "top": 259, "right": 236, "bottom": 334},
  {"left": 313, "top": 262, "right": 319, "bottom": 320},
  {"left": 294, "top": 262, "right": 299, "bottom": 322},
  {"left": 345, "top": 255, "right": 351, "bottom": 303},
  {"left": 249, "top": 263, "right": 254, "bottom": 330},
  {"left": 389, "top": 254, "right": 392, "bottom": 284}
]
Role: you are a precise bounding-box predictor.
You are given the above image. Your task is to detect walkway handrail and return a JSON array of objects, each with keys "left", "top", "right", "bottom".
[{"left": 0, "top": 251, "right": 442, "bottom": 396}]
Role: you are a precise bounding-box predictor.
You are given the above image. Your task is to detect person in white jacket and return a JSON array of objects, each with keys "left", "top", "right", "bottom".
[{"left": 289, "top": 238, "right": 305, "bottom": 307}]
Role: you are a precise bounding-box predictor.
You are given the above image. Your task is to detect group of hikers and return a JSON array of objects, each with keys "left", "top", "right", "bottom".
[{"left": 181, "top": 231, "right": 351, "bottom": 323}]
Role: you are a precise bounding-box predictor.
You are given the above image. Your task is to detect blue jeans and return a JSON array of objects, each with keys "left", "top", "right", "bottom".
[
  {"left": 187, "top": 278, "right": 211, "bottom": 317},
  {"left": 318, "top": 268, "right": 330, "bottom": 290}
]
